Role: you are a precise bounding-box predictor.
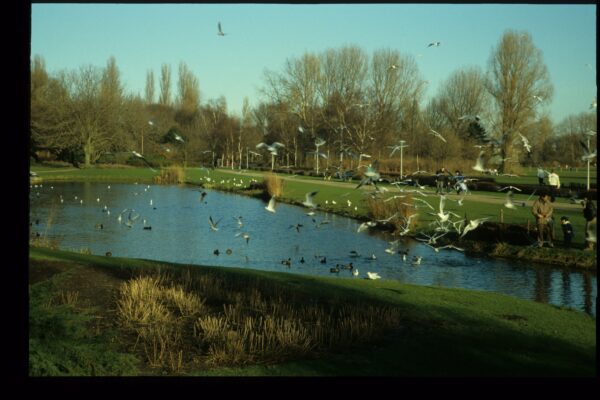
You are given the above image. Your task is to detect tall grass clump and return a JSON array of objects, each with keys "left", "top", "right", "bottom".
[
  {"left": 263, "top": 173, "right": 284, "bottom": 198},
  {"left": 153, "top": 165, "right": 185, "bottom": 184},
  {"left": 366, "top": 194, "right": 417, "bottom": 233}
]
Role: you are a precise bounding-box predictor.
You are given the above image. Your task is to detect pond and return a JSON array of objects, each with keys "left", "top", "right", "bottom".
[{"left": 29, "top": 181, "right": 597, "bottom": 316}]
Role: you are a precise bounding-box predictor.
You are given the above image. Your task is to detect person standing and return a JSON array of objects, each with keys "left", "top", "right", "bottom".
[
  {"left": 537, "top": 166, "right": 546, "bottom": 185},
  {"left": 582, "top": 195, "right": 597, "bottom": 251},
  {"left": 547, "top": 169, "right": 561, "bottom": 202},
  {"left": 531, "top": 192, "right": 554, "bottom": 248},
  {"left": 435, "top": 167, "right": 446, "bottom": 194}
]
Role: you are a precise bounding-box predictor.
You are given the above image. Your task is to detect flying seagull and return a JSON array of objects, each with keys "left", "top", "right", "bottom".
[
  {"left": 460, "top": 217, "right": 490, "bottom": 238},
  {"left": 256, "top": 141, "right": 285, "bottom": 155},
  {"left": 302, "top": 191, "right": 318, "bottom": 209},
  {"left": 427, "top": 41, "right": 441, "bottom": 47},
  {"left": 217, "top": 22, "right": 226, "bottom": 36},
  {"left": 428, "top": 129, "right": 447, "bottom": 143},
  {"left": 472, "top": 150, "right": 486, "bottom": 172},
  {"left": 504, "top": 190, "right": 517, "bottom": 209},
  {"left": 265, "top": 196, "right": 277, "bottom": 213},
  {"left": 580, "top": 140, "right": 597, "bottom": 161},
  {"left": 517, "top": 133, "right": 532, "bottom": 153},
  {"left": 131, "top": 151, "right": 156, "bottom": 172},
  {"left": 208, "top": 216, "right": 222, "bottom": 231}
]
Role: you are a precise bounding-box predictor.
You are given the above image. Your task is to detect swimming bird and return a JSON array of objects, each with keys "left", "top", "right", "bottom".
[
  {"left": 411, "top": 256, "right": 423, "bottom": 265},
  {"left": 427, "top": 41, "right": 441, "bottom": 47},
  {"left": 460, "top": 217, "right": 490, "bottom": 238},
  {"left": 265, "top": 196, "right": 277, "bottom": 213},
  {"left": 428, "top": 129, "right": 447, "bottom": 143},
  {"left": 398, "top": 249, "right": 409, "bottom": 261},
  {"left": 217, "top": 21, "right": 226, "bottom": 36},
  {"left": 366, "top": 272, "right": 381, "bottom": 280},
  {"left": 281, "top": 258, "right": 292, "bottom": 267},
  {"left": 330, "top": 266, "right": 340, "bottom": 273},
  {"left": 352, "top": 268, "right": 359, "bottom": 277},
  {"left": 235, "top": 231, "right": 250, "bottom": 244},
  {"left": 208, "top": 216, "right": 222, "bottom": 231}
]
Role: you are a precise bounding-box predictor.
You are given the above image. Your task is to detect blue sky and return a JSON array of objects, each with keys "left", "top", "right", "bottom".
[{"left": 31, "top": 3, "right": 596, "bottom": 123}]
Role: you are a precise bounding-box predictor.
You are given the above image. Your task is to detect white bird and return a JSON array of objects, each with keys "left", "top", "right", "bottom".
[
  {"left": 356, "top": 163, "right": 381, "bottom": 189},
  {"left": 460, "top": 217, "right": 490, "bottom": 238},
  {"left": 383, "top": 195, "right": 407, "bottom": 202},
  {"left": 302, "top": 191, "right": 318, "bottom": 209},
  {"left": 173, "top": 133, "right": 185, "bottom": 143},
  {"left": 498, "top": 186, "right": 522, "bottom": 192},
  {"left": 428, "top": 129, "right": 447, "bottom": 143},
  {"left": 217, "top": 21, "right": 226, "bottom": 36},
  {"left": 438, "top": 244, "right": 465, "bottom": 252},
  {"left": 388, "top": 64, "right": 398, "bottom": 70},
  {"left": 366, "top": 272, "right": 381, "bottom": 280},
  {"left": 265, "top": 196, "right": 277, "bottom": 213},
  {"left": 357, "top": 221, "right": 377, "bottom": 233},
  {"left": 411, "top": 256, "right": 422, "bottom": 265},
  {"left": 533, "top": 95, "right": 544, "bottom": 103},
  {"left": 235, "top": 231, "right": 251, "bottom": 244},
  {"left": 353, "top": 269, "right": 359, "bottom": 277},
  {"left": 580, "top": 140, "right": 597, "bottom": 161},
  {"left": 131, "top": 150, "right": 157, "bottom": 171},
  {"left": 472, "top": 150, "right": 486, "bottom": 172},
  {"left": 208, "top": 216, "right": 221, "bottom": 231},
  {"left": 413, "top": 197, "right": 435, "bottom": 211},
  {"left": 517, "top": 133, "right": 532, "bottom": 153},
  {"left": 430, "top": 195, "right": 460, "bottom": 223},
  {"left": 427, "top": 41, "right": 441, "bottom": 47},
  {"left": 256, "top": 142, "right": 285, "bottom": 155},
  {"left": 590, "top": 97, "right": 597, "bottom": 110},
  {"left": 504, "top": 190, "right": 517, "bottom": 209}
]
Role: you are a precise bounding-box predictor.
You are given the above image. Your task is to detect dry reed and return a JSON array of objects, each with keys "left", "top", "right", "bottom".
[
  {"left": 263, "top": 174, "right": 284, "bottom": 197},
  {"left": 153, "top": 165, "right": 185, "bottom": 184}
]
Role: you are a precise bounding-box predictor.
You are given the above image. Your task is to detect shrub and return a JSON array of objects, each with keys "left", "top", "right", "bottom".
[{"left": 263, "top": 174, "right": 284, "bottom": 198}]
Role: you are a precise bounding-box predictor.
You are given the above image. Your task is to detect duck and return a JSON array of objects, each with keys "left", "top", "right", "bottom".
[
  {"left": 105, "top": 251, "right": 112, "bottom": 257},
  {"left": 213, "top": 249, "right": 220, "bottom": 256},
  {"left": 143, "top": 226, "right": 152, "bottom": 230},
  {"left": 330, "top": 266, "right": 340, "bottom": 273},
  {"left": 281, "top": 258, "right": 291, "bottom": 267},
  {"left": 411, "top": 256, "right": 422, "bottom": 265},
  {"left": 95, "top": 223, "right": 104, "bottom": 229},
  {"left": 320, "top": 256, "right": 327, "bottom": 264},
  {"left": 226, "top": 249, "right": 232, "bottom": 255},
  {"left": 300, "top": 257, "right": 305, "bottom": 264}
]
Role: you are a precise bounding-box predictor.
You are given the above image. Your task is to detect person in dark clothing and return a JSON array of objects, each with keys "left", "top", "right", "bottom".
[
  {"left": 435, "top": 167, "right": 447, "bottom": 194},
  {"left": 560, "top": 216, "right": 574, "bottom": 248}
]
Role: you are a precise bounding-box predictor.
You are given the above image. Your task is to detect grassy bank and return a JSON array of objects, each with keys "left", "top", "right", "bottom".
[
  {"left": 30, "top": 164, "right": 597, "bottom": 269},
  {"left": 29, "top": 247, "right": 596, "bottom": 377}
]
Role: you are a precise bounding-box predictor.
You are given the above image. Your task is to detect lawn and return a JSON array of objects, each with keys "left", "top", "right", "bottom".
[{"left": 28, "top": 247, "right": 596, "bottom": 377}]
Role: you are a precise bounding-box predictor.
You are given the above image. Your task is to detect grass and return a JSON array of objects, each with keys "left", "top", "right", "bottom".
[{"left": 29, "top": 247, "right": 596, "bottom": 377}]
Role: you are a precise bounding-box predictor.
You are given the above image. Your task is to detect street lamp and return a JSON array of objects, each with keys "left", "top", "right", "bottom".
[
  {"left": 398, "top": 140, "right": 408, "bottom": 180},
  {"left": 585, "top": 130, "right": 596, "bottom": 191}
]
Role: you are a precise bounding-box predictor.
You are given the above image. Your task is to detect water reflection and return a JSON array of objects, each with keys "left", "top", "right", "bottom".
[{"left": 29, "top": 182, "right": 597, "bottom": 316}]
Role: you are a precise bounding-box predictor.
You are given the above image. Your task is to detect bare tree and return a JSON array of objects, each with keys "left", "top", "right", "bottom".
[
  {"left": 145, "top": 69, "right": 155, "bottom": 105},
  {"left": 159, "top": 64, "right": 172, "bottom": 106},
  {"left": 485, "top": 30, "right": 554, "bottom": 173}
]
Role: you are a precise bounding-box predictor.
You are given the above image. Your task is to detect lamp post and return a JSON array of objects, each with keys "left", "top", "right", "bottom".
[
  {"left": 586, "top": 130, "right": 596, "bottom": 191},
  {"left": 398, "top": 140, "right": 408, "bottom": 179}
]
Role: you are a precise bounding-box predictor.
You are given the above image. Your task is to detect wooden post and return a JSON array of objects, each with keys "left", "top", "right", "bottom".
[{"left": 500, "top": 208, "right": 504, "bottom": 224}]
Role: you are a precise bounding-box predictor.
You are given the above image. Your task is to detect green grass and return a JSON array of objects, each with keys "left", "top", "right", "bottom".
[{"left": 29, "top": 247, "right": 596, "bottom": 377}]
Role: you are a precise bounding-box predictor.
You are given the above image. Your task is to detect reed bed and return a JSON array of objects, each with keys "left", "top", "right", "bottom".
[
  {"left": 263, "top": 173, "right": 284, "bottom": 198},
  {"left": 153, "top": 165, "right": 185, "bottom": 184},
  {"left": 115, "top": 267, "right": 402, "bottom": 373}
]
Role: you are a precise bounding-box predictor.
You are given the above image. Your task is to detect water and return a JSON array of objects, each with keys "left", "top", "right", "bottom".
[{"left": 29, "top": 182, "right": 597, "bottom": 316}]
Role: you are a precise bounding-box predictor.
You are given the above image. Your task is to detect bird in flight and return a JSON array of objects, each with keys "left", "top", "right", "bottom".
[
  {"left": 498, "top": 186, "right": 522, "bottom": 192},
  {"left": 217, "top": 22, "right": 226, "bottom": 36},
  {"left": 256, "top": 141, "right": 285, "bottom": 155},
  {"left": 302, "top": 191, "right": 318, "bottom": 209},
  {"left": 580, "top": 140, "right": 597, "bottom": 161},
  {"left": 517, "top": 133, "right": 532, "bottom": 153},
  {"left": 427, "top": 41, "right": 441, "bottom": 47},
  {"left": 460, "top": 217, "right": 490, "bottom": 238},
  {"left": 428, "top": 129, "right": 447, "bottom": 143},
  {"left": 504, "top": 190, "right": 517, "bottom": 209},
  {"left": 131, "top": 151, "right": 156, "bottom": 172},
  {"left": 265, "top": 196, "right": 277, "bottom": 213},
  {"left": 533, "top": 95, "right": 544, "bottom": 103},
  {"left": 208, "top": 216, "right": 222, "bottom": 231}
]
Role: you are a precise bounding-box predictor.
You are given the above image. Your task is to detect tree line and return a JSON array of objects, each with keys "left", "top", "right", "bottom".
[{"left": 30, "top": 30, "right": 596, "bottom": 173}]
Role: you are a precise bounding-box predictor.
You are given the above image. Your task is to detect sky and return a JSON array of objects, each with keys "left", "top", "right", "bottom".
[{"left": 30, "top": 3, "right": 597, "bottom": 124}]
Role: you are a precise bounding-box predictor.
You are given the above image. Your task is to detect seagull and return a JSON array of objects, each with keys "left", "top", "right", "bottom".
[
  {"left": 388, "top": 64, "right": 398, "bottom": 70},
  {"left": 533, "top": 95, "right": 544, "bottom": 103},
  {"left": 353, "top": 269, "right": 359, "bottom": 277},
  {"left": 357, "top": 221, "right": 377, "bottom": 233},
  {"left": 234, "top": 216, "right": 243, "bottom": 228},
  {"left": 383, "top": 195, "right": 407, "bottom": 202},
  {"left": 131, "top": 150, "right": 157, "bottom": 171},
  {"left": 235, "top": 231, "right": 251, "bottom": 244},
  {"left": 580, "top": 140, "right": 597, "bottom": 161},
  {"left": 517, "top": 133, "right": 532, "bottom": 153},
  {"left": 438, "top": 244, "right": 465, "bottom": 252},
  {"left": 302, "top": 191, "right": 318, "bottom": 209},
  {"left": 265, "top": 196, "right": 277, "bottom": 213},
  {"left": 356, "top": 163, "right": 381, "bottom": 189},
  {"left": 498, "top": 186, "right": 522, "bottom": 192},
  {"left": 428, "top": 129, "right": 447, "bottom": 143},
  {"left": 413, "top": 197, "right": 434, "bottom": 211},
  {"left": 217, "top": 21, "right": 226, "bottom": 36},
  {"left": 376, "top": 212, "right": 400, "bottom": 224},
  {"left": 460, "top": 217, "right": 490, "bottom": 238},
  {"left": 504, "top": 190, "right": 517, "bottom": 209},
  {"left": 472, "top": 150, "right": 486, "bottom": 172},
  {"left": 208, "top": 216, "right": 222, "bottom": 231},
  {"left": 427, "top": 41, "right": 441, "bottom": 47},
  {"left": 173, "top": 133, "right": 185, "bottom": 143},
  {"left": 366, "top": 272, "right": 381, "bottom": 280},
  {"left": 411, "top": 256, "right": 422, "bottom": 265},
  {"left": 256, "top": 141, "right": 285, "bottom": 155}
]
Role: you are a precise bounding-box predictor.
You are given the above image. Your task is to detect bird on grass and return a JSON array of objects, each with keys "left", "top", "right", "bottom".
[{"left": 366, "top": 272, "right": 381, "bottom": 280}]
